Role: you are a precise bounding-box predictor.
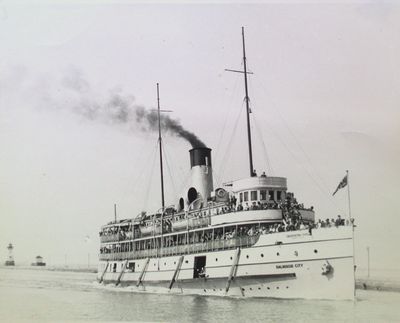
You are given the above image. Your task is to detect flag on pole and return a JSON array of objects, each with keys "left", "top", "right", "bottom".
[{"left": 333, "top": 174, "right": 348, "bottom": 196}]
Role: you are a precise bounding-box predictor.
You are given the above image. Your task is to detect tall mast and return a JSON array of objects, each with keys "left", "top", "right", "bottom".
[
  {"left": 157, "top": 83, "right": 165, "bottom": 211},
  {"left": 241, "top": 27, "right": 255, "bottom": 177}
]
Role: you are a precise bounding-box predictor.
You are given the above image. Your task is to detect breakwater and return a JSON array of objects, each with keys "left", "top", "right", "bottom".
[{"left": 356, "top": 278, "right": 400, "bottom": 292}]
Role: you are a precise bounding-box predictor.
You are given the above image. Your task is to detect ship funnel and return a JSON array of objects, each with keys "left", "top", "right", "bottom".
[
  {"left": 190, "top": 147, "right": 212, "bottom": 169},
  {"left": 183, "top": 147, "right": 214, "bottom": 209}
]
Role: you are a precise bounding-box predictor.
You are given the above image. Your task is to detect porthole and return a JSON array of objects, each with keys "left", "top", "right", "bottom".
[
  {"left": 276, "top": 287, "right": 279, "bottom": 289},
  {"left": 246, "top": 255, "right": 249, "bottom": 259},
  {"left": 250, "top": 287, "right": 252, "bottom": 291},
  {"left": 294, "top": 251, "right": 298, "bottom": 256},
  {"left": 276, "top": 252, "right": 280, "bottom": 256},
  {"left": 204, "top": 289, "right": 206, "bottom": 292},
  {"left": 215, "top": 258, "right": 218, "bottom": 262},
  {"left": 314, "top": 249, "right": 318, "bottom": 253},
  {"left": 241, "top": 288, "right": 245, "bottom": 291},
  {"left": 213, "top": 289, "right": 216, "bottom": 291},
  {"left": 286, "top": 286, "right": 289, "bottom": 289},
  {"left": 174, "top": 262, "right": 176, "bottom": 264},
  {"left": 154, "top": 263, "right": 156, "bottom": 266},
  {"left": 267, "top": 287, "right": 270, "bottom": 290},
  {"left": 164, "top": 262, "right": 166, "bottom": 266},
  {"left": 258, "top": 287, "right": 261, "bottom": 290},
  {"left": 261, "top": 254, "right": 264, "bottom": 257},
  {"left": 185, "top": 260, "right": 189, "bottom": 264},
  {"left": 230, "top": 257, "right": 233, "bottom": 260}
]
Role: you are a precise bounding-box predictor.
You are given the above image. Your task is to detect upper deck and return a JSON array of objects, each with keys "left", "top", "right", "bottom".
[
  {"left": 99, "top": 200, "right": 314, "bottom": 245},
  {"left": 231, "top": 175, "right": 287, "bottom": 192}
]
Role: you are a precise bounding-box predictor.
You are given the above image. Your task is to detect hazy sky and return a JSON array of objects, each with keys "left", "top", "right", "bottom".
[{"left": 1, "top": 1, "right": 399, "bottom": 272}]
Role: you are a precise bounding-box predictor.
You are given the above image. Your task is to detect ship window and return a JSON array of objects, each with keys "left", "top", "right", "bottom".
[
  {"left": 251, "top": 191, "right": 257, "bottom": 201},
  {"left": 239, "top": 193, "right": 243, "bottom": 203},
  {"left": 260, "top": 190, "right": 267, "bottom": 200},
  {"left": 261, "top": 254, "right": 264, "bottom": 257},
  {"left": 269, "top": 190, "right": 274, "bottom": 201},
  {"left": 276, "top": 252, "right": 280, "bottom": 256},
  {"left": 277, "top": 191, "right": 282, "bottom": 201},
  {"left": 314, "top": 249, "right": 318, "bottom": 253},
  {"left": 188, "top": 187, "right": 198, "bottom": 204},
  {"left": 244, "top": 192, "right": 249, "bottom": 202},
  {"left": 128, "top": 262, "right": 135, "bottom": 272},
  {"left": 179, "top": 198, "right": 184, "bottom": 211}
]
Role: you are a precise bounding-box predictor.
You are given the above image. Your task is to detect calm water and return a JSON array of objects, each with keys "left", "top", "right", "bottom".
[{"left": 0, "top": 268, "right": 399, "bottom": 322}]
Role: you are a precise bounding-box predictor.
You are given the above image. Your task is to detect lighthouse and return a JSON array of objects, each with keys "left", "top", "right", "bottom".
[{"left": 5, "top": 243, "right": 15, "bottom": 266}]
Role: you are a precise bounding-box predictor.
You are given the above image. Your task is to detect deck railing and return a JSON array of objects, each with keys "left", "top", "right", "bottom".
[
  {"left": 99, "top": 251, "right": 132, "bottom": 261},
  {"left": 100, "top": 233, "right": 133, "bottom": 243},
  {"left": 100, "top": 234, "right": 120, "bottom": 243},
  {"left": 99, "top": 235, "right": 259, "bottom": 261}
]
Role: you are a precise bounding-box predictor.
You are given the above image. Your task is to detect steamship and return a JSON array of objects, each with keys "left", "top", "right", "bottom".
[{"left": 97, "top": 28, "right": 355, "bottom": 300}]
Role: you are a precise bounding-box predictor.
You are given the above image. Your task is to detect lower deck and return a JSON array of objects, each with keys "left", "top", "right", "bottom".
[{"left": 98, "top": 226, "right": 355, "bottom": 300}]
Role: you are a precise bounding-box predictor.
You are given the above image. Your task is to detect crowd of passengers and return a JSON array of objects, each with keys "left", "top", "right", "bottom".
[
  {"left": 100, "top": 244, "right": 132, "bottom": 254},
  {"left": 99, "top": 213, "right": 352, "bottom": 253},
  {"left": 189, "top": 215, "right": 350, "bottom": 244},
  {"left": 99, "top": 192, "right": 352, "bottom": 248},
  {"left": 165, "top": 192, "right": 313, "bottom": 223},
  {"left": 99, "top": 225, "right": 133, "bottom": 240},
  {"left": 315, "top": 216, "right": 354, "bottom": 228}
]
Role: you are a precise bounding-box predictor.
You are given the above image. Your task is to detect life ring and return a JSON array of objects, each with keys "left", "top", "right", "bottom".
[{"left": 216, "top": 188, "right": 226, "bottom": 198}]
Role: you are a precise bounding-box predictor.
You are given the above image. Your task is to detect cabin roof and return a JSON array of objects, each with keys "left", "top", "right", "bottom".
[{"left": 230, "top": 176, "right": 287, "bottom": 192}]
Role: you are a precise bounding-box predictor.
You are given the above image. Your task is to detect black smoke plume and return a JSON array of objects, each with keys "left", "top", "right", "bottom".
[
  {"left": 60, "top": 69, "right": 206, "bottom": 147},
  {"left": 2, "top": 67, "right": 207, "bottom": 148},
  {"left": 135, "top": 106, "right": 206, "bottom": 148},
  {"left": 67, "top": 92, "right": 205, "bottom": 149}
]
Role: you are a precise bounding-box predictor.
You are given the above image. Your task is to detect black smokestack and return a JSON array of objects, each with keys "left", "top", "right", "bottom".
[{"left": 189, "top": 147, "right": 212, "bottom": 168}]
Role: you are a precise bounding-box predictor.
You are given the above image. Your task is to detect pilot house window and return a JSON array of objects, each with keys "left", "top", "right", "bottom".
[
  {"left": 260, "top": 190, "right": 267, "bottom": 200},
  {"left": 251, "top": 191, "right": 257, "bottom": 201},
  {"left": 244, "top": 191, "right": 249, "bottom": 202},
  {"left": 277, "top": 191, "right": 282, "bottom": 201},
  {"left": 239, "top": 193, "right": 243, "bottom": 203},
  {"left": 269, "top": 190, "right": 274, "bottom": 201}
]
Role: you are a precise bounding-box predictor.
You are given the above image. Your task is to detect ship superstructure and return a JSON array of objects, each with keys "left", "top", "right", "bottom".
[{"left": 97, "top": 28, "right": 355, "bottom": 300}]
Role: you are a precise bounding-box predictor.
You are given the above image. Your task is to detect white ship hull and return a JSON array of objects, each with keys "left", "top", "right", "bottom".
[{"left": 97, "top": 226, "right": 355, "bottom": 300}]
